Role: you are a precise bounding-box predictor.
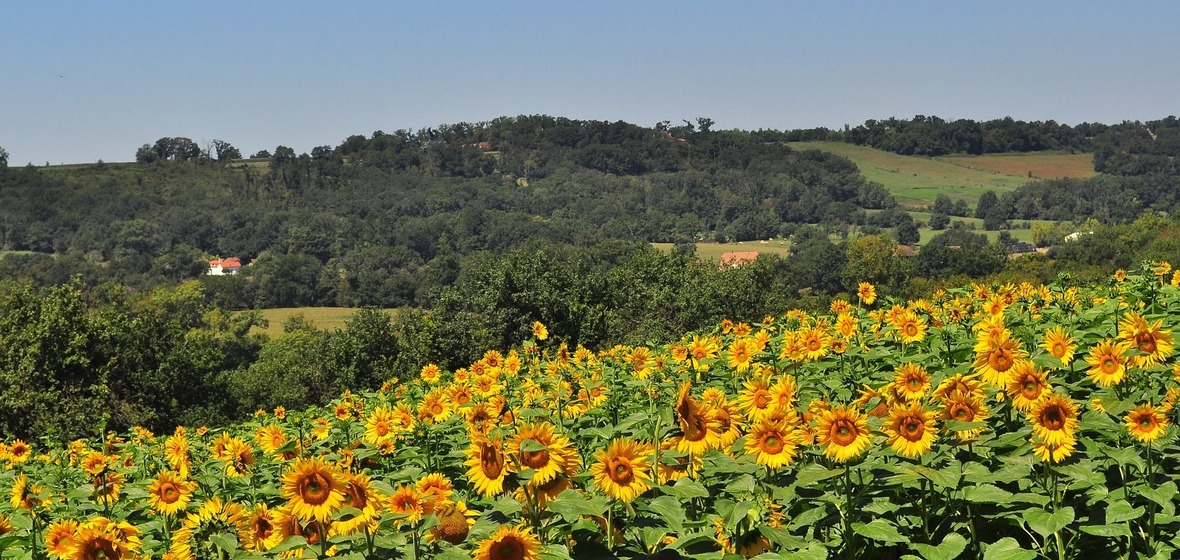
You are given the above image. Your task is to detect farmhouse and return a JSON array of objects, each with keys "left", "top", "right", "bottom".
[{"left": 208, "top": 257, "right": 242, "bottom": 275}]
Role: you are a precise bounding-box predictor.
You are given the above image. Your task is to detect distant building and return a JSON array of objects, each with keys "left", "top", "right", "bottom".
[
  {"left": 208, "top": 257, "right": 242, "bottom": 275},
  {"left": 719, "top": 251, "right": 759, "bottom": 268},
  {"left": 1005, "top": 242, "right": 1037, "bottom": 254}
]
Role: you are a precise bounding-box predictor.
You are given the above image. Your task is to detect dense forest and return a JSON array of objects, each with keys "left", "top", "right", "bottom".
[{"left": 4, "top": 114, "right": 1180, "bottom": 438}]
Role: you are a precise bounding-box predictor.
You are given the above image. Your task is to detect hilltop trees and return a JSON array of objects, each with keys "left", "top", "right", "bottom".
[{"left": 0, "top": 145, "right": 8, "bottom": 168}]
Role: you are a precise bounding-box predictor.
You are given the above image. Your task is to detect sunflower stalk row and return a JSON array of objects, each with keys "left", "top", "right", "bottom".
[{"left": 4, "top": 262, "right": 1180, "bottom": 559}]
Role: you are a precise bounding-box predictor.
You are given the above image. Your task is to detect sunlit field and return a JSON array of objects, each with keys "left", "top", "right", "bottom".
[{"left": 4, "top": 263, "right": 1180, "bottom": 558}]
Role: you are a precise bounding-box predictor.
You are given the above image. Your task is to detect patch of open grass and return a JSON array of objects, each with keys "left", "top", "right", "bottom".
[{"left": 250, "top": 307, "right": 398, "bottom": 338}]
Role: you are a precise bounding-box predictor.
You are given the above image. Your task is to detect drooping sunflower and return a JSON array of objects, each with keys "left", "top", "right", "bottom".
[
  {"left": 590, "top": 438, "right": 653, "bottom": 502},
  {"left": 532, "top": 321, "right": 549, "bottom": 341},
  {"left": 1085, "top": 339, "right": 1129, "bottom": 387},
  {"left": 857, "top": 282, "right": 877, "bottom": 306},
  {"left": 1028, "top": 393, "right": 1079, "bottom": 447},
  {"left": 1125, "top": 403, "right": 1169, "bottom": 444},
  {"left": 416, "top": 473, "right": 455, "bottom": 514},
  {"left": 335, "top": 471, "right": 384, "bottom": 536},
  {"left": 67, "top": 517, "right": 141, "bottom": 560},
  {"left": 238, "top": 504, "right": 282, "bottom": 552},
  {"left": 509, "top": 423, "right": 572, "bottom": 486},
  {"left": 1041, "top": 326, "right": 1076, "bottom": 367},
  {"left": 1119, "top": 312, "right": 1174, "bottom": 368},
  {"left": 972, "top": 329, "right": 1028, "bottom": 387},
  {"left": 816, "top": 405, "right": 873, "bottom": 462},
  {"left": 673, "top": 382, "right": 722, "bottom": 455},
  {"left": 170, "top": 498, "right": 245, "bottom": 560},
  {"left": 280, "top": 457, "right": 346, "bottom": 523},
  {"left": 10, "top": 474, "right": 39, "bottom": 511},
  {"left": 1005, "top": 360, "right": 1051, "bottom": 412},
  {"left": 932, "top": 373, "right": 983, "bottom": 403},
  {"left": 883, "top": 403, "right": 937, "bottom": 458},
  {"left": 428, "top": 500, "right": 479, "bottom": 545},
  {"left": 465, "top": 436, "right": 509, "bottom": 497},
  {"left": 892, "top": 363, "right": 931, "bottom": 402},
  {"left": 146, "top": 470, "right": 196, "bottom": 516},
  {"left": 474, "top": 525, "right": 542, "bottom": 560},
  {"left": 387, "top": 483, "right": 425, "bottom": 526},
  {"left": 744, "top": 418, "right": 806, "bottom": 469},
  {"left": 1032, "top": 438, "right": 1076, "bottom": 463}
]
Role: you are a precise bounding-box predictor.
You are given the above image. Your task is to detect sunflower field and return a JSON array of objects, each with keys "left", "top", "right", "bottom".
[{"left": 5, "top": 263, "right": 1180, "bottom": 560}]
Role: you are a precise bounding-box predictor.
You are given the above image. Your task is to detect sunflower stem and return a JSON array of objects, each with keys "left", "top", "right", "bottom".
[
  {"left": 317, "top": 519, "right": 330, "bottom": 559},
  {"left": 843, "top": 465, "right": 854, "bottom": 560},
  {"left": 1147, "top": 441, "right": 1156, "bottom": 553}
]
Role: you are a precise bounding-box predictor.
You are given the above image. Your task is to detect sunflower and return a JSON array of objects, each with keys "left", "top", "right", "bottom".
[
  {"left": 836, "top": 312, "right": 859, "bottom": 339},
  {"left": 239, "top": 504, "right": 282, "bottom": 552},
  {"left": 687, "top": 334, "right": 720, "bottom": 371},
  {"left": 418, "top": 389, "right": 454, "bottom": 424},
  {"left": 254, "top": 425, "right": 289, "bottom": 456},
  {"left": 92, "top": 470, "right": 124, "bottom": 505},
  {"left": 0, "top": 515, "right": 12, "bottom": 537},
  {"left": 940, "top": 393, "right": 990, "bottom": 441},
  {"left": 858, "top": 282, "right": 877, "bottom": 306},
  {"left": 854, "top": 384, "right": 890, "bottom": 418},
  {"left": 892, "top": 363, "right": 931, "bottom": 402},
  {"left": 146, "top": 470, "right": 196, "bottom": 516},
  {"left": 673, "top": 382, "right": 723, "bottom": 455},
  {"left": 163, "top": 433, "right": 190, "bottom": 475},
  {"left": 1005, "top": 360, "right": 1051, "bottom": 412},
  {"left": 727, "top": 338, "right": 757, "bottom": 372},
  {"left": 428, "top": 500, "right": 478, "bottom": 545},
  {"left": 738, "top": 376, "right": 775, "bottom": 422},
  {"left": 364, "top": 406, "right": 397, "bottom": 447},
  {"left": 769, "top": 375, "right": 799, "bottom": 413},
  {"left": 894, "top": 311, "right": 927, "bottom": 344},
  {"left": 707, "top": 397, "right": 746, "bottom": 450},
  {"left": 465, "top": 436, "right": 509, "bottom": 497},
  {"left": 1085, "top": 339, "right": 1129, "bottom": 387},
  {"left": 280, "top": 457, "right": 345, "bottom": 523},
  {"left": 798, "top": 325, "right": 831, "bottom": 362},
  {"left": 1028, "top": 393, "right": 1079, "bottom": 447},
  {"left": 883, "top": 403, "right": 937, "bottom": 458},
  {"left": 972, "top": 329, "right": 1028, "bottom": 387},
  {"left": 590, "top": 438, "right": 653, "bottom": 502},
  {"left": 66, "top": 517, "right": 141, "bottom": 560},
  {"left": 335, "top": 471, "right": 384, "bottom": 536},
  {"left": 272, "top": 504, "right": 331, "bottom": 551},
  {"left": 420, "top": 363, "right": 442, "bottom": 384},
  {"left": 79, "top": 451, "right": 108, "bottom": 476},
  {"left": 745, "top": 418, "right": 805, "bottom": 470},
  {"left": 1119, "top": 312, "right": 1173, "bottom": 368},
  {"left": 510, "top": 423, "right": 573, "bottom": 486},
  {"left": 474, "top": 525, "right": 542, "bottom": 560},
  {"left": 1041, "top": 326, "right": 1076, "bottom": 366},
  {"left": 45, "top": 519, "right": 79, "bottom": 559},
  {"left": 816, "top": 405, "right": 873, "bottom": 462},
  {"left": 7, "top": 439, "right": 31, "bottom": 464},
  {"left": 1125, "top": 404, "right": 1169, "bottom": 444}
]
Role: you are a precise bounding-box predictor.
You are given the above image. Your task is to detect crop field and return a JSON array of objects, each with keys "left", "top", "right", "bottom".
[
  {"left": 937, "top": 152, "right": 1097, "bottom": 181},
  {"left": 4, "top": 267, "right": 1180, "bottom": 559},
  {"left": 790, "top": 142, "right": 1043, "bottom": 209},
  {"left": 652, "top": 241, "right": 792, "bottom": 262},
  {"left": 252, "top": 307, "right": 395, "bottom": 337}
]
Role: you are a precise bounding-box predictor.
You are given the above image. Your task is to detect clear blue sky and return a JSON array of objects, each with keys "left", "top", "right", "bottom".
[{"left": 3, "top": 1, "right": 1177, "bottom": 165}]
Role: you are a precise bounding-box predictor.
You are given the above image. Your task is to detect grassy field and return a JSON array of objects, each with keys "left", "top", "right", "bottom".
[
  {"left": 250, "top": 307, "right": 397, "bottom": 337},
  {"left": 788, "top": 141, "right": 1094, "bottom": 209},
  {"left": 937, "top": 152, "right": 1096, "bottom": 180},
  {"left": 651, "top": 240, "right": 792, "bottom": 261}
]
